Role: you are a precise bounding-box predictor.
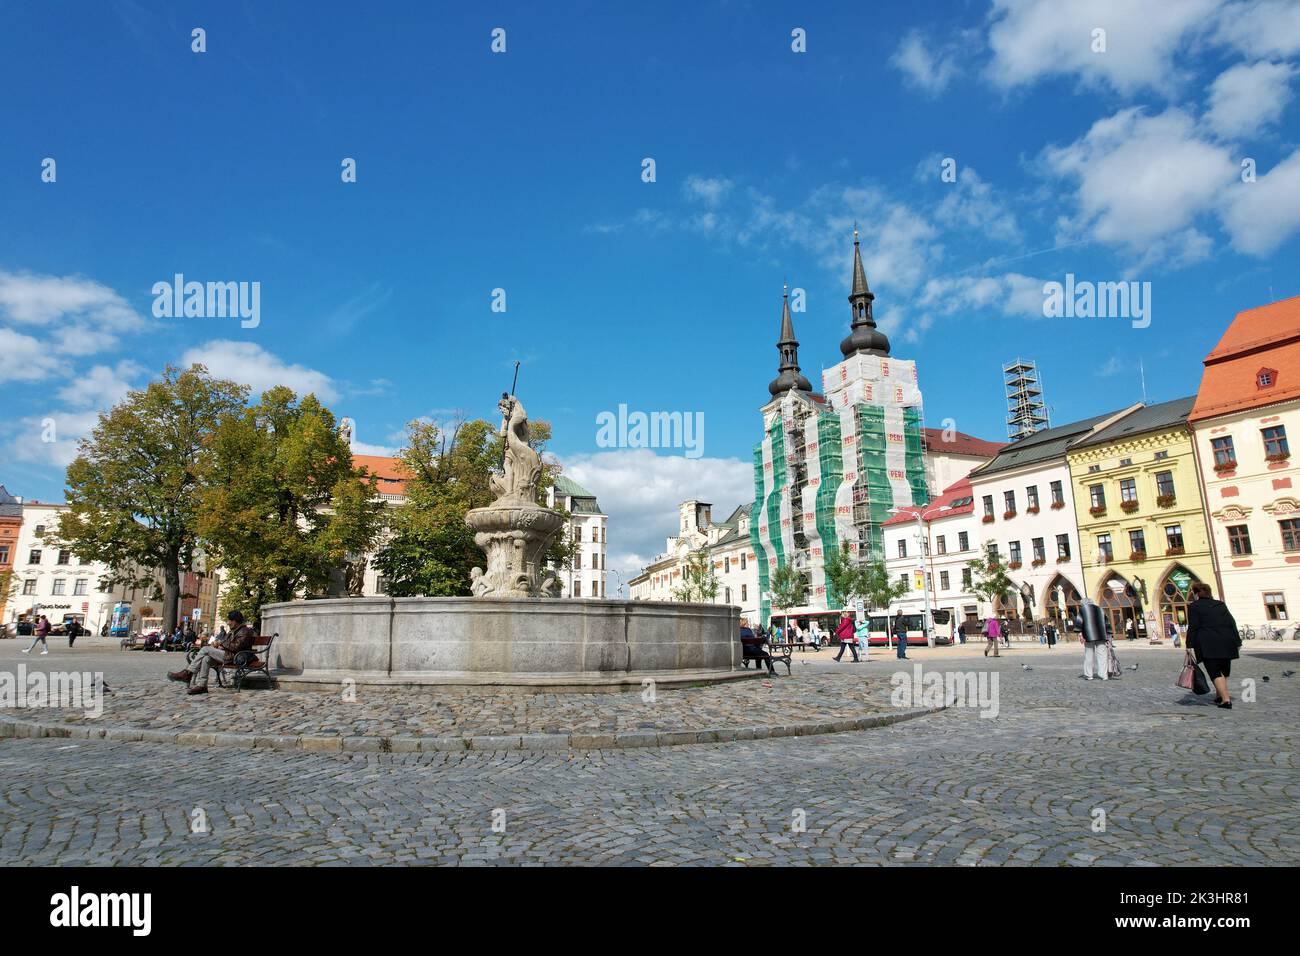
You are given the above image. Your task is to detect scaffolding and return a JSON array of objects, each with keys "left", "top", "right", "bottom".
[
  {"left": 751, "top": 355, "right": 930, "bottom": 624},
  {"left": 1004, "top": 358, "right": 1050, "bottom": 441}
]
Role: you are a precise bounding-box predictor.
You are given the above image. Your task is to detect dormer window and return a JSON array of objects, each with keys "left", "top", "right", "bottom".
[{"left": 1258, "top": 367, "right": 1278, "bottom": 389}]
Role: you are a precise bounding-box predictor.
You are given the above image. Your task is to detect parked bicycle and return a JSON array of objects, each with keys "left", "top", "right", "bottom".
[
  {"left": 1262, "top": 622, "right": 1286, "bottom": 640},
  {"left": 1239, "top": 624, "right": 1256, "bottom": 640}
]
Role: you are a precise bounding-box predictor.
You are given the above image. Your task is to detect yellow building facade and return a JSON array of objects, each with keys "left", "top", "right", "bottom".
[{"left": 1067, "top": 397, "right": 1215, "bottom": 639}]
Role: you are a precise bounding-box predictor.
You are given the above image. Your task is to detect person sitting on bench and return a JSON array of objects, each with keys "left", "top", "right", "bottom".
[
  {"left": 168, "top": 610, "right": 256, "bottom": 695},
  {"left": 739, "top": 619, "right": 776, "bottom": 675}
]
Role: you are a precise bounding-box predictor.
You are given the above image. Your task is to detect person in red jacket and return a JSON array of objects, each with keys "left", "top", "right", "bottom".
[{"left": 833, "top": 610, "right": 860, "bottom": 662}]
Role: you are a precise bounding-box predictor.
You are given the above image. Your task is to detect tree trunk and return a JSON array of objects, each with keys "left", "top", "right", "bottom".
[{"left": 162, "top": 560, "right": 181, "bottom": 634}]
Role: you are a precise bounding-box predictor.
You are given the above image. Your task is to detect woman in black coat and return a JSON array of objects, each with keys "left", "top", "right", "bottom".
[{"left": 1184, "top": 582, "right": 1240, "bottom": 709}]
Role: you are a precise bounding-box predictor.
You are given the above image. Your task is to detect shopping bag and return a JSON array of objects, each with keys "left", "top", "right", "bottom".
[
  {"left": 1191, "top": 664, "right": 1211, "bottom": 696},
  {"left": 1175, "top": 663, "right": 1196, "bottom": 690}
]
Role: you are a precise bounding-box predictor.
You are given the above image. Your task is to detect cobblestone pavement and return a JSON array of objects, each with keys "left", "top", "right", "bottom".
[
  {"left": 0, "top": 641, "right": 1296, "bottom": 865},
  {"left": 1, "top": 639, "right": 893, "bottom": 738}
]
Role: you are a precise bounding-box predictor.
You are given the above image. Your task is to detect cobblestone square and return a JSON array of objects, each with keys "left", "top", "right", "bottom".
[{"left": 0, "top": 638, "right": 1295, "bottom": 866}]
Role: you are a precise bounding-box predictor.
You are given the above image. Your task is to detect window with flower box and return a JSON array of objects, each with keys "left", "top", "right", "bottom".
[
  {"left": 1119, "top": 478, "right": 1138, "bottom": 511},
  {"left": 1089, "top": 484, "right": 1106, "bottom": 514},
  {"left": 1262, "top": 425, "right": 1289, "bottom": 460},
  {"left": 1211, "top": 436, "right": 1236, "bottom": 469},
  {"left": 1050, "top": 481, "right": 1064, "bottom": 508},
  {"left": 1128, "top": 529, "right": 1146, "bottom": 560},
  {"left": 1026, "top": 485, "right": 1039, "bottom": 512},
  {"left": 1165, "top": 525, "right": 1184, "bottom": 553},
  {"left": 1155, "top": 470, "right": 1175, "bottom": 506}
]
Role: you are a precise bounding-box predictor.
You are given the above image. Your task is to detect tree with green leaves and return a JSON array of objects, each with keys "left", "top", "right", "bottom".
[
  {"left": 672, "top": 548, "right": 719, "bottom": 603},
  {"left": 58, "top": 366, "right": 248, "bottom": 635},
  {"left": 822, "top": 540, "right": 870, "bottom": 609},
  {"left": 196, "top": 386, "right": 384, "bottom": 623},
  {"left": 767, "top": 560, "right": 807, "bottom": 633},
  {"left": 374, "top": 415, "right": 577, "bottom": 596},
  {"left": 857, "top": 553, "right": 911, "bottom": 644},
  {"left": 966, "top": 553, "right": 1015, "bottom": 620}
]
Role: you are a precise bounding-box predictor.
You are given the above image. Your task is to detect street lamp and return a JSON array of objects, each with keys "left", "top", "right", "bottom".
[{"left": 889, "top": 503, "right": 952, "bottom": 648}]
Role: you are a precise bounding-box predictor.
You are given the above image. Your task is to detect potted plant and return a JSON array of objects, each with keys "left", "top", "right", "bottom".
[
  {"left": 1121, "top": 500, "right": 1139, "bottom": 513},
  {"left": 1156, "top": 493, "right": 1175, "bottom": 507},
  {"left": 1003, "top": 509, "right": 1017, "bottom": 520},
  {"left": 1166, "top": 546, "right": 1185, "bottom": 556},
  {"left": 1089, "top": 505, "right": 1106, "bottom": 517},
  {"left": 1130, "top": 549, "right": 1147, "bottom": 561}
]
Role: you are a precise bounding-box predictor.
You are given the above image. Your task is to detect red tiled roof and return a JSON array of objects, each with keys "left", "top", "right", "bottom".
[
  {"left": 881, "top": 477, "right": 974, "bottom": 526},
  {"left": 1190, "top": 295, "right": 1300, "bottom": 423},
  {"left": 923, "top": 428, "right": 1006, "bottom": 458},
  {"left": 353, "top": 454, "right": 411, "bottom": 496}
]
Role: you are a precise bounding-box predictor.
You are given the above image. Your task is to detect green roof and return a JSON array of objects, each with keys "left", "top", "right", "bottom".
[
  {"left": 552, "top": 475, "right": 597, "bottom": 499},
  {"left": 968, "top": 407, "right": 1130, "bottom": 478},
  {"left": 1070, "top": 396, "right": 1195, "bottom": 449}
]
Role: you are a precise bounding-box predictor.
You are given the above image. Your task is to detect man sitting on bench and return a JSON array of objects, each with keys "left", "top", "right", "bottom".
[
  {"left": 168, "top": 610, "right": 256, "bottom": 695},
  {"left": 739, "top": 619, "right": 777, "bottom": 675}
]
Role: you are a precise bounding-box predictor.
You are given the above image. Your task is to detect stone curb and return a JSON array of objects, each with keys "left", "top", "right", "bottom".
[{"left": 0, "top": 706, "right": 940, "bottom": 753}]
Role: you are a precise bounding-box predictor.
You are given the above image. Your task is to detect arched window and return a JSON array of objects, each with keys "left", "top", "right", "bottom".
[
  {"left": 1158, "top": 564, "right": 1203, "bottom": 632},
  {"left": 1043, "top": 574, "right": 1082, "bottom": 625},
  {"left": 1097, "top": 573, "right": 1139, "bottom": 638}
]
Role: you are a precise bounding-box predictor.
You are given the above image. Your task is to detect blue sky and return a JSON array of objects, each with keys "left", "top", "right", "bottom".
[{"left": 3, "top": 0, "right": 1300, "bottom": 581}]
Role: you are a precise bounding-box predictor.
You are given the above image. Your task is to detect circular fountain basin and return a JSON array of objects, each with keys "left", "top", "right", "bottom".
[{"left": 262, "top": 596, "right": 753, "bottom": 692}]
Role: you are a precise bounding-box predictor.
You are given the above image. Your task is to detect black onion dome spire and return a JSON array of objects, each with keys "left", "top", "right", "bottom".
[
  {"left": 839, "top": 227, "right": 891, "bottom": 358},
  {"left": 768, "top": 283, "right": 813, "bottom": 396}
]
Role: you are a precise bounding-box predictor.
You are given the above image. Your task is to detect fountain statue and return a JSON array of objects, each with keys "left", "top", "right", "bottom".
[{"left": 465, "top": 393, "right": 564, "bottom": 597}]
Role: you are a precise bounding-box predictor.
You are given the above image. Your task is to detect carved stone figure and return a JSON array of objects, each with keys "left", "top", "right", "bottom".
[
  {"left": 490, "top": 395, "right": 543, "bottom": 505},
  {"left": 464, "top": 392, "right": 564, "bottom": 598}
]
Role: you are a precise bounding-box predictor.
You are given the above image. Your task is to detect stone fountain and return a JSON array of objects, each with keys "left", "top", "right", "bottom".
[
  {"left": 262, "top": 390, "right": 751, "bottom": 691},
  {"left": 465, "top": 394, "right": 565, "bottom": 598}
]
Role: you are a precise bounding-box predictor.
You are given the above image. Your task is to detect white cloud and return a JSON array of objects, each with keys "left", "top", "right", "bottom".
[
  {"left": 0, "top": 271, "right": 142, "bottom": 331},
  {"left": 891, "top": 31, "right": 960, "bottom": 95},
  {"left": 1214, "top": 0, "right": 1300, "bottom": 58},
  {"left": 933, "top": 166, "right": 1021, "bottom": 243},
  {"left": 563, "top": 449, "right": 753, "bottom": 580},
  {"left": 6, "top": 409, "right": 103, "bottom": 469},
  {"left": 56, "top": 360, "right": 145, "bottom": 410},
  {"left": 179, "top": 340, "right": 339, "bottom": 403},
  {"left": 683, "top": 175, "right": 734, "bottom": 206},
  {"left": 0, "top": 270, "right": 147, "bottom": 382},
  {"left": 918, "top": 272, "right": 1048, "bottom": 320},
  {"left": 0, "top": 327, "right": 60, "bottom": 382},
  {"left": 1042, "top": 107, "right": 1237, "bottom": 263},
  {"left": 1204, "top": 60, "right": 1296, "bottom": 139},
  {"left": 987, "top": 0, "right": 1222, "bottom": 96},
  {"left": 1221, "top": 148, "right": 1300, "bottom": 255}
]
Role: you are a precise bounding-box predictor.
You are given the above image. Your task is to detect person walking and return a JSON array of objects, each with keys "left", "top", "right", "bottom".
[
  {"left": 833, "top": 611, "right": 859, "bottom": 662},
  {"left": 957, "top": 619, "right": 967, "bottom": 645},
  {"left": 892, "top": 613, "right": 909, "bottom": 660},
  {"left": 1184, "top": 582, "right": 1240, "bottom": 709},
  {"left": 22, "top": 615, "right": 51, "bottom": 655},
  {"left": 66, "top": 618, "right": 79, "bottom": 648},
  {"left": 1079, "top": 604, "right": 1109, "bottom": 680},
  {"left": 982, "top": 616, "right": 1001, "bottom": 657},
  {"left": 1044, "top": 621, "right": 1057, "bottom": 649}
]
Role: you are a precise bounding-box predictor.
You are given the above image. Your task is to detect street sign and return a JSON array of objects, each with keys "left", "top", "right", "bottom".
[{"left": 81, "top": 602, "right": 88, "bottom": 612}]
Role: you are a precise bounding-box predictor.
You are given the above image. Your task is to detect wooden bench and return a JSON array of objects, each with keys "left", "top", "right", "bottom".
[
  {"left": 188, "top": 634, "right": 277, "bottom": 691},
  {"left": 740, "top": 638, "right": 792, "bottom": 676}
]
